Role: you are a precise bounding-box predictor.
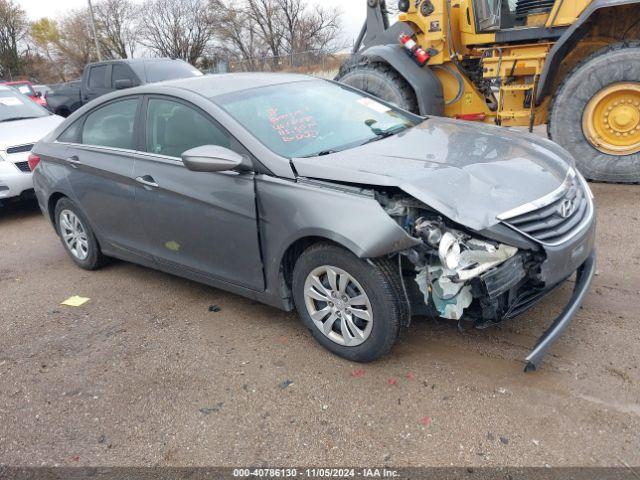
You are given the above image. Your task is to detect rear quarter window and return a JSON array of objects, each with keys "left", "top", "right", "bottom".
[
  {"left": 58, "top": 120, "right": 83, "bottom": 143},
  {"left": 144, "top": 61, "right": 202, "bottom": 83}
]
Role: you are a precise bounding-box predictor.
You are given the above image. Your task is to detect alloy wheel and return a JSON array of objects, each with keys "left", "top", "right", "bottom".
[
  {"left": 59, "top": 209, "right": 90, "bottom": 261},
  {"left": 303, "top": 265, "right": 373, "bottom": 347}
]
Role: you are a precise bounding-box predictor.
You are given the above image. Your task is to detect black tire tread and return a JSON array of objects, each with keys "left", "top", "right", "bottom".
[
  {"left": 337, "top": 60, "right": 419, "bottom": 113},
  {"left": 54, "top": 197, "right": 106, "bottom": 270},
  {"left": 548, "top": 40, "right": 640, "bottom": 183},
  {"left": 292, "top": 242, "right": 410, "bottom": 362}
]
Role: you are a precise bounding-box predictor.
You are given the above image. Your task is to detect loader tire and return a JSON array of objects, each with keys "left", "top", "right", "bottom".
[
  {"left": 337, "top": 62, "right": 419, "bottom": 114},
  {"left": 548, "top": 42, "right": 640, "bottom": 183}
]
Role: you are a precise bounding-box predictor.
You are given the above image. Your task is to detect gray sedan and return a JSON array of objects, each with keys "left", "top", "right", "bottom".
[{"left": 30, "top": 73, "right": 596, "bottom": 370}]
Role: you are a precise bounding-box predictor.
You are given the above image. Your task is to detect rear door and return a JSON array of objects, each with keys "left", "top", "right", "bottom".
[
  {"left": 61, "top": 96, "right": 149, "bottom": 257},
  {"left": 132, "top": 95, "right": 264, "bottom": 290},
  {"left": 83, "top": 64, "right": 112, "bottom": 104}
]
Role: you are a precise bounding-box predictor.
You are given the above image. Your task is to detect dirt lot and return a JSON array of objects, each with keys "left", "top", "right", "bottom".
[{"left": 0, "top": 184, "right": 639, "bottom": 468}]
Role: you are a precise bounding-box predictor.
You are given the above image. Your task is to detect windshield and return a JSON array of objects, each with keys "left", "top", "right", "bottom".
[
  {"left": 13, "top": 83, "right": 35, "bottom": 96},
  {"left": 0, "top": 89, "right": 50, "bottom": 122},
  {"left": 216, "top": 80, "right": 419, "bottom": 158},
  {"left": 144, "top": 60, "right": 203, "bottom": 83}
]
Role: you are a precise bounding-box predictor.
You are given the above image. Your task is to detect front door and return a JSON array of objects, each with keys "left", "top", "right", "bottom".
[{"left": 133, "top": 96, "right": 264, "bottom": 291}]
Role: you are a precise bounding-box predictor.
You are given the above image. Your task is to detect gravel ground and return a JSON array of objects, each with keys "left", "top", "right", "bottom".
[{"left": 0, "top": 183, "right": 639, "bottom": 468}]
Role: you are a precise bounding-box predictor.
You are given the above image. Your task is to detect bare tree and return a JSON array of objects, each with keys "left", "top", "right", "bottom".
[
  {"left": 56, "top": 8, "right": 98, "bottom": 78},
  {"left": 94, "top": 0, "right": 139, "bottom": 59},
  {"left": 246, "top": 0, "right": 284, "bottom": 63},
  {"left": 279, "top": 0, "right": 342, "bottom": 54},
  {"left": 211, "top": 0, "right": 343, "bottom": 72},
  {"left": 0, "top": 0, "right": 28, "bottom": 78},
  {"left": 139, "top": 0, "right": 215, "bottom": 65},
  {"left": 211, "top": 0, "right": 268, "bottom": 70}
]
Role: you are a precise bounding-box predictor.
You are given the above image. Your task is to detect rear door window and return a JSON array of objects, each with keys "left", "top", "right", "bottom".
[
  {"left": 82, "top": 98, "right": 139, "bottom": 149},
  {"left": 88, "top": 65, "right": 108, "bottom": 89},
  {"left": 145, "top": 98, "right": 230, "bottom": 158}
]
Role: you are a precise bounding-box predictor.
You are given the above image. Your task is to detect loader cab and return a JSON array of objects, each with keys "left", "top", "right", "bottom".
[{"left": 472, "top": 0, "right": 555, "bottom": 32}]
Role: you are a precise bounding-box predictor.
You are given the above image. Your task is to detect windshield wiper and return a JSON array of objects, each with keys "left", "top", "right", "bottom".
[
  {"left": 360, "top": 125, "right": 407, "bottom": 146},
  {"left": 0, "top": 116, "right": 39, "bottom": 123},
  {"left": 300, "top": 123, "right": 409, "bottom": 158},
  {"left": 317, "top": 149, "right": 339, "bottom": 156},
  {"left": 301, "top": 148, "right": 340, "bottom": 158}
]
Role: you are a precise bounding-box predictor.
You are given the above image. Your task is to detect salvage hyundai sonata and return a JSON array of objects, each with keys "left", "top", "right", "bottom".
[{"left": 30, "top": 73, "right": 596, "bottom": 370}]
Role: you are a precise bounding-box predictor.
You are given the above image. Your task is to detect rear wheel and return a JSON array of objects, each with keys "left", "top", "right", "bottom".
[
  {"left": 549, "top": 42, "right": 640, "bottom": 183},
  {"left": 54, "top": 198, "right": 105, "bottom": 270},
  {"left": 292, "top": 243, "right": 409, "bottom": 362},
  {"left": 337, "top": 62, "right": 419, "bottom": 113}
]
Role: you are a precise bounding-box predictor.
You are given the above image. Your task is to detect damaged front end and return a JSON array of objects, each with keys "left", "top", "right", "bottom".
[
  {"left": 379, "top": 192, "right": 531, "bottom": 326},
  {"left": 376, "top": 189, "right": 596, "bottom": 371}
]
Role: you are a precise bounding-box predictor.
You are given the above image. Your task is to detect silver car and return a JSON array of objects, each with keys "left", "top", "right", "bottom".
[
  {"left": 31, "top": 73, "right": 596, "bottom": 370},
  {"left": 0, "top": 86, "right": 64, "bottom": 200}
]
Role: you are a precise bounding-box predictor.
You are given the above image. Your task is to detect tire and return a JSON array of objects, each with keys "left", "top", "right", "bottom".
[
  {"left": 548, "top": 42, "right": 640, "bottom": 183},
  {"left": 292, "top": 243, "right": 409, "bottom": 362},
  {"left": 54, "top": 197, "right": 105, "bottom": 270},
  {"left": 337, "top": 62, "right": 419, "bottom": 113}
]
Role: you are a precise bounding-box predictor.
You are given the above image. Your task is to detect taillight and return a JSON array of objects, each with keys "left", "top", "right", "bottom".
[{"left": 28, "top": 153, "right": 41, "bottom": 171}]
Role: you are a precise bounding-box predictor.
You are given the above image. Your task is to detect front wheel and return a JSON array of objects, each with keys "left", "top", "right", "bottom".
[
  {"left": 292, "top": 244, "right": 409, "bottom": 362},
  {"left": 549, "top": 42, "right": 640, "bottom": 183}
]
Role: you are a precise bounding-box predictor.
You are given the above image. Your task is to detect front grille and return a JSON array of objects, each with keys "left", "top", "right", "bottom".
[
  {"left": 6, "top": 144, "right": 34, "bottom": 155},
  {"left": 503, "top": 175, "right": 589, "bottom": 245},
  {"left": 14, "top": 161, "right": 31, "bottom": 173}
]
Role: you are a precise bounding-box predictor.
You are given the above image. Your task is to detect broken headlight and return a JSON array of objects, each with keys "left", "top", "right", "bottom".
[
  {"left": 438, "top": 232, "right": 462, "bottom": 270},
  {"left": 413, "top": 217, "right": 518, "bottom": 320}
]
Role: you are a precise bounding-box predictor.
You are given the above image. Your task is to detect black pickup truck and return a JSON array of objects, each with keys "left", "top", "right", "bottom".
[{"left": 46, "top": 58, "right": 202, "bottom": 117}]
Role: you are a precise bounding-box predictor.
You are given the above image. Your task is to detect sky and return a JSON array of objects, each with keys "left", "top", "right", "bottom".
[{"left": 19, "top": 0, "right": 367, "bottom": 48}]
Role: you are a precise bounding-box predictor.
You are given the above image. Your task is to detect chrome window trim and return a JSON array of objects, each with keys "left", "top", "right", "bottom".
[
  {"left": 135, "top": 150, "right": 243, "bottom": 176},
  {"left": 54, "top": 140, "right": 138, "bottom": 156},
  {"left": 135, "top": 150, "right": 184, "bottom": 164},
  {"left": 55, "top": 141, "right": 241, "bottom": 176},
  {"left": 497, "top": 168, "right": 576, "bottom": 221}
]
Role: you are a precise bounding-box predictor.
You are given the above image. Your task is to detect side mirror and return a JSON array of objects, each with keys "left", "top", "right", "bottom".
[
  {"left": 35, "top": 91, "right": 42, "bottom": 97},
  {"left": 181, "top": 145, "right": 244, "bottom": 172},
  {"left": 114, "top": 79, "right": 133, "bottom": 90}
]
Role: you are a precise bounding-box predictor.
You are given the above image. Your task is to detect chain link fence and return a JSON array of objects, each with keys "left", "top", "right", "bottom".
[{"left": 209, "top": 49, "right": 349, "bottom": 79}]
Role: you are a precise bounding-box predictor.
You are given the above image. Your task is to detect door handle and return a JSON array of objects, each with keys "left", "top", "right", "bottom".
[
  {"left": 66, "top": 155, "right": 81, "bottom": 168},
  {"left": 135, "top": 175, "right": 159, "bottom": 188}
]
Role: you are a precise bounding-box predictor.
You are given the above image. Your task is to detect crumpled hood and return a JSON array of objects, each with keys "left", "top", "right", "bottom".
[
  {"left": 292, "top": 118, "right": 573, "bottom": 231},
  {"left": 0, "top": 115, "right": 64, "bottom": 151}
]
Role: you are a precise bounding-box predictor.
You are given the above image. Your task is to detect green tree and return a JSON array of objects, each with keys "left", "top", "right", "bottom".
[
  {"left": 30, "top": 17, "right": 66, "bottom": 81},
  {"left": 0, "top": 0, "right": 28, "bottom": 79}
]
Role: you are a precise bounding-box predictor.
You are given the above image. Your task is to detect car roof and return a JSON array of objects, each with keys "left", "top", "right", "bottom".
[
  {"left": 151, "top": 72, "right": 317, "bottom": 98},
  {"left": 87, "top": 57, "right": 189, "bottom": 67}
]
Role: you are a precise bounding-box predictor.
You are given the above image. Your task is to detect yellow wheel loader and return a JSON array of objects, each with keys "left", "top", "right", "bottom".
[{"left": 337, "top": 0, "right": 640, "bottom": 183}]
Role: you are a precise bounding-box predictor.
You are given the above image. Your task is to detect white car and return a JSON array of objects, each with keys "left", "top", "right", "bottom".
[{"left": 0, "top": 85, "right": 64, "bottom": 200}]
